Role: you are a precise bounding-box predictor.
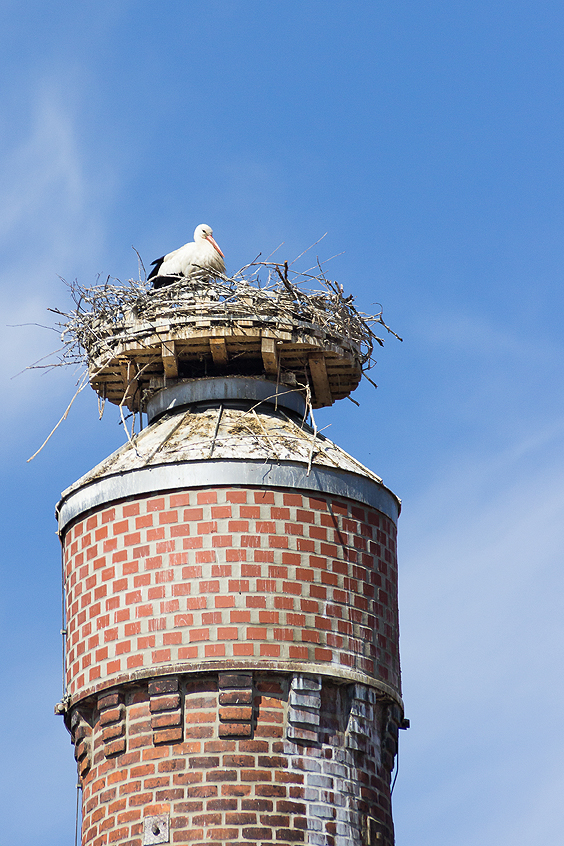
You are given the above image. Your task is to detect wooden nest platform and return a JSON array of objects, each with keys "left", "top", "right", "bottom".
[
  {"left": 51, "top": 262, "right": 399, "bottom": 413},
  {"left": 89, "top": 306, "right": 362, "bottom": 411}
]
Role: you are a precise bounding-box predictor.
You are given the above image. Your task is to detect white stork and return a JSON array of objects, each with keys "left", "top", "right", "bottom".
[{"left": 149, "top": 224, "right": 225, "bottom": 288}]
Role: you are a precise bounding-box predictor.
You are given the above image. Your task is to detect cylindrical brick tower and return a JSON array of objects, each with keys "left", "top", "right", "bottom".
[{"left": 55, "top": 278, "right": 404, "bottom": 846}]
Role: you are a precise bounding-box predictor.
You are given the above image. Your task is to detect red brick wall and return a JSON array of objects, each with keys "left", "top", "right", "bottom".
[
  {"left": 63, "top": 486, "right": 399, "bottom": 705},
  {"left": 71, "top": 671, "right": 399, "bottom": 846}
]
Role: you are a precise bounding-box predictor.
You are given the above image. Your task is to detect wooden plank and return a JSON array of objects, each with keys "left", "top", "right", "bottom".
[
  {"left": 161, "top": 340, "right": 179, "bottom": 378},
  {"left": 308, "top": 353, "right": 333, "bottom": 407},
  {"left": 210, "top": 326, "right": 234, "bottom": 338},
  {"left": 261, "top": 337, "right": 279, "bottom": 376},
  {"left": 210, "top": 337, "right": 229, "bottom": 366},
  {"left": 119, "top": 359, "right": 139, "bottom": 410}
]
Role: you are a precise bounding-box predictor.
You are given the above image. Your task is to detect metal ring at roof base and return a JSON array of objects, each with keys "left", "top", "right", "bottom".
[
  {"left": 56, "top": 458, "right": 400, "bottom": 534},
  {"left": 146, "top": 377, "right": 306, "bottom": 423}
]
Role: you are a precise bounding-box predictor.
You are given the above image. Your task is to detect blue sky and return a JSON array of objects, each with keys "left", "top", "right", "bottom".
[{"left": 1, "top": 2, "right": 564, "bottom": 843}]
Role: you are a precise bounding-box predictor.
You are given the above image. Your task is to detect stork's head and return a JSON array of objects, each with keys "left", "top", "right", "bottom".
[{"left": 194, "top": 223, "right": 224, "bottom": 257}]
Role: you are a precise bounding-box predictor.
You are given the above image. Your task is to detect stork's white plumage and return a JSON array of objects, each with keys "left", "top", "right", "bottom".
[{"left": 149, "top": 224, "right": 225, "bottom": 288}]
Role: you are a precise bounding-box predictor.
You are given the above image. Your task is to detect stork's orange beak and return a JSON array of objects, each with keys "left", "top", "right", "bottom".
[{"left": 206, "top": 235, "right": 224, "bottom": 258}]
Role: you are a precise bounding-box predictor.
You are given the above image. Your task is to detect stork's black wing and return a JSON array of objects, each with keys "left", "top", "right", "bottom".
[{"left": 147, "top": 256, "right": 165, "bottom": 281}]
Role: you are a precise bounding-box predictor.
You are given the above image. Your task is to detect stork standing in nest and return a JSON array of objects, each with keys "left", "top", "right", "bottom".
[{"left": 148, "top": 224, "right": 225, "bottom": 289}]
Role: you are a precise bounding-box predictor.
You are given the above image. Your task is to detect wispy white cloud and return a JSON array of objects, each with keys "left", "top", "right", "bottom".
[
  {"left": 0, "top": 80, "right": 112, "bottom": 420},
  {"left": 0, "top": 95, "right": 82, "bottom": 241},
  {"left": 0, "top": 76, "right": 119, "bottom": 843},
  {"left": 408, "top": 306, "right": 564, "bottom": 382},
  {"left": 394, "top": 423, "right": 564, "bottom": 845}
]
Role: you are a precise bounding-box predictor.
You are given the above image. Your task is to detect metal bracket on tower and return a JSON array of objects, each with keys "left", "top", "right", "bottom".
[{"left": 143, "top": 814, "right": 170, "bottom": 845}]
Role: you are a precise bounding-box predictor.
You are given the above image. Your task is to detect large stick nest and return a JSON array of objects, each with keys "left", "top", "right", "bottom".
[
  {"left": 27, "top": 257, "right": 401, "bottom": 462},
  {"left": 50, "top": 259, "right": 401, "bottom": 372}
]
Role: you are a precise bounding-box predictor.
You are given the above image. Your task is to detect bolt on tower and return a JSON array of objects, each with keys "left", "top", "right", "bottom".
[{"left": 55, "top": 262, "right": 404, "bottom": 846}]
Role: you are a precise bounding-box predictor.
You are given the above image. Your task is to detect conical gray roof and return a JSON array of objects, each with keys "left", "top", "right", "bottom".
[{"left": 58, "top": 383, "right": 400, "bottom": 530}]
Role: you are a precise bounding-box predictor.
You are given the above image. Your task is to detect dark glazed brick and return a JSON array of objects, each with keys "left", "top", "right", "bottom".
[
  {"left": 275, "top": 829, "right": 305, "bottom": 842},
  {"left": 255, "top": 785, "right": 287, "bottom": 797},
  {"left": 222, "top": 755, "right": 255, "bottom": 767},
  {"left": 276, "top": 801, "right": 306, "bottom": 814},
  {"left": 261, "top": 815, "right": 290, "bottom": 827},
  {"left": 189, "top": 756, "right": 220, "bottom": 769},
  {"left": 206, "top": 769, "right": 238, "bottom": 782},
  {"left": 242, "top": 799, "right": 274, "bottom": 812},
  {"left": 155, "top": 788, "right": 184, "bottom": 801},
  {"left": 242, "top": 828, "right": 273, "bottom": 841},
  {"left": 238, "top": 740, "right": 268, "bottom": 752},
  {"left": 98, "top": 692, "right": 120, "bottom": 710},
  {"left": 158, "top": 758, "right": 186, "bottom": 772},
  {"left": 225, "top": 812, "right": 258, "bottom": 825},
  {"left": 148, "top": 677, "right": 179, "bottom": 695},
  {"left": 218, "top": 673, "right": 253, "bottom": 689},
  {"left": 185, "top": 725, "right": 215, "bottom": 739},
  {"left": 186, "top": 784, "right": 218, "bottom": 798},
  {"left": 207, "top": 798, "right": 238, "bottom": 811}
]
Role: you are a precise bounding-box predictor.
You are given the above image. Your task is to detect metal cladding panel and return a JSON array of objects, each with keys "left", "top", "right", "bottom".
[
  {"left": 57, "top": 458, "right": 400, "bottom": 532},
  {"left": 146, "top": 376, "right": 307, "bottom": 422}
]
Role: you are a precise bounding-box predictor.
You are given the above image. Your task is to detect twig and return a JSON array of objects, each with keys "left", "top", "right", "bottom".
[
  {"left": 132, "top": 246, "right": 147, "bottom": 282},
  {"left": 142, "top": 410, "right": 192, "bottom": 465},
  {"left": 7, "top": 322, "right": 60, "bottom": 332},
  {"left": 288, "top": 233, "right": 327, "bottom": 267},
  {"left": 208, "top": 405, "right": 224, "bottom": 458},
  {"left": 27, "top": 373, "right": 89, "bottom": 462}
]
